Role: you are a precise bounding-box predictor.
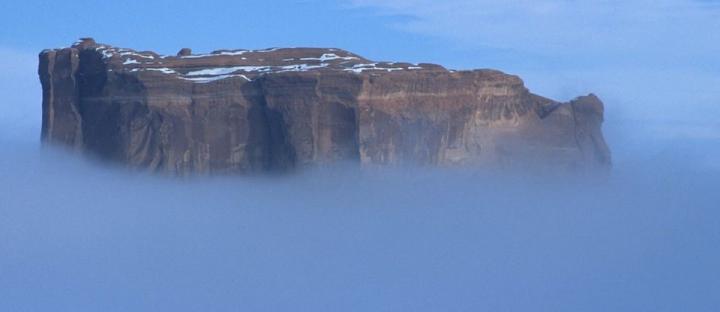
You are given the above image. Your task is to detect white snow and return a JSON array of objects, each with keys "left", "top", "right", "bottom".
[
  {"left": 184, "top": 63, "right": 328, "bottom": 76},
  {"left": 145, "top": 68, "right": 177, "bottom": 74},
  {"left": 180, "top": 74, "right": 251, "bottom": 83},
  {"left": 300, "top": 53, "right": 357, "bottom": 62},
  {"left": 96, "top": 48, "right": 114, "bottom": 59},
  {"left": 185, "top": 66, "right": 273, "bottom": 76},
  {"left": 344, "top": 63, "right": 377, "bottom": 73},
  {"left": 277, "top": 63, "right": 329, "bottom": 72},
  {"left": 126, "top": 50, "right": 418, "bottom": 83},
  {"left": 119, "top": 51, "right": 155, "bottom": 59},
  {"left": 185, "top": 67, "right": 243, "bottom": 76},
  {"left": 344, "top": 63, "right": 407, "bottom": 73},
  {"left": 132, "top": 62, "right": 330, "bottom": 84},
  {"left": 216, "top": 50, "right": 249, "bottom": 56},
  {"left": 182, "top": 63, "right": 329, "bottom": 77}
]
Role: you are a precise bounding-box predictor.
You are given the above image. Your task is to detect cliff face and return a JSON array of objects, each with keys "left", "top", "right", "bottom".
[{"left": 39, "top": 38, "right": 610, "bottom": 174}]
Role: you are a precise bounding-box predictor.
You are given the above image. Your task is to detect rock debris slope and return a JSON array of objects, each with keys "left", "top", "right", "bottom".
[{"left": 39, "top": 38, "right": 611, "bottom": 174}]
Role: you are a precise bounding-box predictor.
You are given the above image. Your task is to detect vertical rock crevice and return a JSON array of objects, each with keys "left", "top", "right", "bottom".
[{"left": 39, "top": 48, "right": 83, "bottom": 149}]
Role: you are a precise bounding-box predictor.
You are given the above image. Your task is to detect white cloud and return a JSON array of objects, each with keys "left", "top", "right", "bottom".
[{"left": 349, "top": 0, "right": 720, "bottom": 57}]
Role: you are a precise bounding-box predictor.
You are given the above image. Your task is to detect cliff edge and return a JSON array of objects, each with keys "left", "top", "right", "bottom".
[{"left": 39, "top": 38, "right": 611, "bottom": 174}]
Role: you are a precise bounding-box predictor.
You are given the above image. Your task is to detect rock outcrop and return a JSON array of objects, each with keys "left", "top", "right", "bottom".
[{"left": 38, "top": 38, "right": 611, "bottom": 174}]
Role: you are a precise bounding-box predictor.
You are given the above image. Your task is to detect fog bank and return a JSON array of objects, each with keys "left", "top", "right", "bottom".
[{"left": 1, "top": 135, "right": 719, "bottom": 311}]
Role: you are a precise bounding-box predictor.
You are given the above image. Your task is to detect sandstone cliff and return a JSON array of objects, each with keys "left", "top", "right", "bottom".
[{"left": 39, "top": 38, "right": 610, "bottom": 174}]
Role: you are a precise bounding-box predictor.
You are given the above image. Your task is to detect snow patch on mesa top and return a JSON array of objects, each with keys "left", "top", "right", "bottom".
[
  {"left": 119, "top": 51, "right": 154, "bottom": 59},
  {"left": 131, "top": 61, "right": 422, "bottom": 82},
  {"left": 134, "top": 63, "right": 330, "bottom": 83},
  {"left": 143, "top": 68, "right": 177, "bottom": 74},
  {"left": 183, "top": 63, "right": 330, "bottom": 75},
  {"left": 180, "top": 74, "right": 252, "bottom": 83},
  {"left": 345, "top": 63, "right": 416, "bottom": 73},
  {"left": 92, "top": 45, "right": 157, "bottom": 60},
  {"left": 300, "top": 53, "right": 358, "bottom": 61},
  {"left": 185, "top": 67, "right": 270, "bottom": 76},
  {"left": 104, "top": 44, "right": 426, "bottom": 83}
]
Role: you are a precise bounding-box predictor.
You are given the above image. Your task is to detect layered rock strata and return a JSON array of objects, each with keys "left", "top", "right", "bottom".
[{"left": 39, "top": 38, "right": 611, "bottom": 174}]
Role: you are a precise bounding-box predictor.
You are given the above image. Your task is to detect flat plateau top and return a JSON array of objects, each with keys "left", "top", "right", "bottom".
[{"left": 44, "top": 38, "right": 464, "bottom": 84}]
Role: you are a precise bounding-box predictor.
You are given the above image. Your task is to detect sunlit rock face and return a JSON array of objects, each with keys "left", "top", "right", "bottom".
[{"left": 38, "top": 38, "right": 611, "bottom": 174}]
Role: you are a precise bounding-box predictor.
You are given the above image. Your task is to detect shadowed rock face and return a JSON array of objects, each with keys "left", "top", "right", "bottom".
[{"left": 38, "top": 38, "right": 611, "bottom": 174}]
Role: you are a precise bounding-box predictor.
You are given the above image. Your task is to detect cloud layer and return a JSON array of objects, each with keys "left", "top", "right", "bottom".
[{"left": 1, "top": 142, "right": 719, "bottom": 311}]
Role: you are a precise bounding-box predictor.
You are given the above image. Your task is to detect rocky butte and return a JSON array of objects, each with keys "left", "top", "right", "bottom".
[{"left": 38, "top": 38, "right": 611, "bottom": 175}]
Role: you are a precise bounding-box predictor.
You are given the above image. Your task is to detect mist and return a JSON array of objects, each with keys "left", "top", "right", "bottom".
[{"left": 1, "top": 133, "right": 720, "bottom": 311}]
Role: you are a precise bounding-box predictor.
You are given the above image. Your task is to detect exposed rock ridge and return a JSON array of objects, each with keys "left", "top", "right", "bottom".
[{"left": 39, "top": 38, "right": 611, "bottom": 174}]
